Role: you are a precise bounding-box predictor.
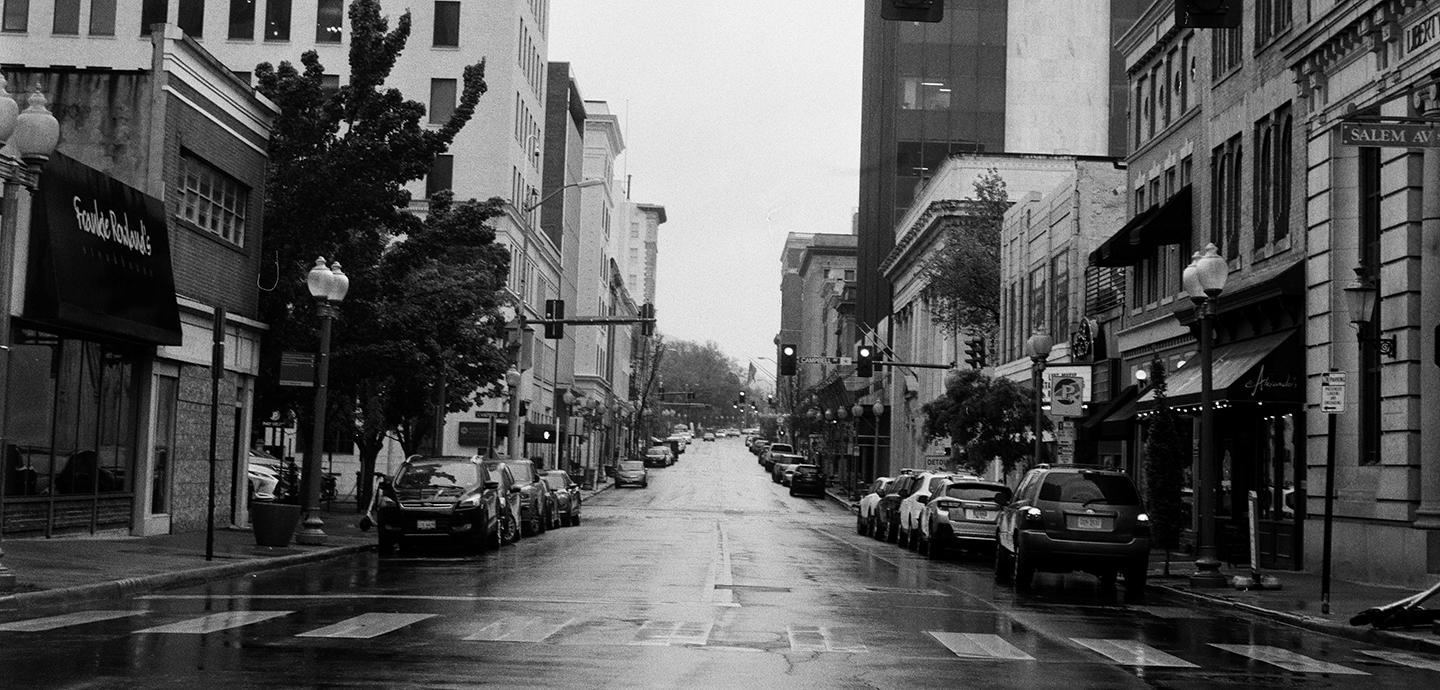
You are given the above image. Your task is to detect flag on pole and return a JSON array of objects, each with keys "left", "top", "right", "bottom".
[{"left": 746, "top": 362, "right": 756, "bottom": 384}]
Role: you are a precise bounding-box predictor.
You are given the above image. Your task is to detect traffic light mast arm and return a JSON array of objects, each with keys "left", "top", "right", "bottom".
[
  {"left": 873, "top": 360, "right": 955, "bottom": 370},
  {"left": 528, "top": 317, "right": 656, "bottom": 326}
]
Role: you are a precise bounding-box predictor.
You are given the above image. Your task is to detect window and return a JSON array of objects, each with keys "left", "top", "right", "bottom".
[
  {"left": 1253, "top": 116, "right": 1273, "bottom": 249},
  {"left": 1050, "top": 255, "right": 1069, "bottom": 342},
  {"left": 1211, "top": 23, "right": 1242, "bottom": 78},
  {"left": 1178, "top": 35, "right": 1191, "bottom": 112},
  {"left": 177, "top": 0, "right": 204, "bottom": 37},
  {"left": 315, "top": 0, "right": 342, "bottom": 42},
  {"left": 2, "top": 0, "right": 27, "bottom": 32},
  {"left": 140, "top": 0, "right": 165, "bottom": 36},
  {"left": 1274, "top": 108, "right": 1292, "bottom": 242},
  {"left": 899, "top": 77, "right": 952, "bottom": 110},
  {"left": 433, "top": 1, "right": 460, "bottom": 47},
  {"left": 178, "top": 153, "right": 249, "bottom": 246},
  {"left": 1255, "top": 0, "right": 1292, "bottom": 47},
  {"left": 427, "top": 155, "right": 454, "bottom": 197},
  {"left": 228, "top": 0, "right": 254, "bottom": 39},
  {"left": 150, "top": 375, "right": 177, "bottom": 514},
  {"left": 264, "top": 0, "right": 291, "bottom": 40},
  {"left": 320, "top": 74, "right": 340, "bottom": 96},
  {"left": 1211, "top": 135, "right": 1242, "bottom": 261},
  {"left": 1358, "top": 147, "right": 1381, "bottom": 466},
  {"left": 53, "top": 0, "right": 79, "bottom": 34},
  {"left": 429, "top": 78, "right": 457, "bottom": 124},
  {"left": 88, "top": 0, "right": 115, "bottom": 35}
]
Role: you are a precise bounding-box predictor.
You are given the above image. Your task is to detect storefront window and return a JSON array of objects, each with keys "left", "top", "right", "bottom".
[{"left": 1257, "top": 413, "right": 1295, "bottom": 520}]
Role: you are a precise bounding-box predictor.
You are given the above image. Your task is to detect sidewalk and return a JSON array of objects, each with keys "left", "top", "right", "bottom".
[
  {"left": 825, "top": 487, "right": 1440, "bottom": 653},
  {"left": 0, "top": 478, "right": 614, "bottom": 618}
]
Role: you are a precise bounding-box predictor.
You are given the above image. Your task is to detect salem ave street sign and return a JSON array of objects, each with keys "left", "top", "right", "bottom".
[{"left": 1340, "top": 122, "right": 1440, "bottom": 147}]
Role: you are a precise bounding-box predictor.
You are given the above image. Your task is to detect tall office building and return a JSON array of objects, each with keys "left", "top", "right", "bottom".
[{"left": 856, "top": 0, "right": 1142, "bottom": 332}]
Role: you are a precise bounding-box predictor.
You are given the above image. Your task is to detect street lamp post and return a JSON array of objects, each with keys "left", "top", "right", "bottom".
[
  {"left": 1183, "top": 243, "right": 1229, "bottom": 587},
  {"left": 1026, "top": 328, "right": 1054, "bottom": 465},
  {"left": 506, "top": 366, "right": 523, "bottom": 460},
  {"left": 0, "top": 80, "right": 61, "bottom": 592},
  {"left": 297, "top": 257, "right": 350, "bottom": 546}
]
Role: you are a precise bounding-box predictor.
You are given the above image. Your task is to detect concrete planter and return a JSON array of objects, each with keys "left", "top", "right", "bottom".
[{"left": 250, "top": 502, "right": 301, "bottom": 547}]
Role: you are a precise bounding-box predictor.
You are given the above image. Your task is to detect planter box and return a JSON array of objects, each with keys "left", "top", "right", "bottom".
[{"left": 250, "top": 502, "right": 302, "bottom": 547}]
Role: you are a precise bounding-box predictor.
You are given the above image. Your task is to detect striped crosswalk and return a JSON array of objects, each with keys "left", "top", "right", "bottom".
[{"left": 2, "top": 609, "right": 1437, "bottom": 675}]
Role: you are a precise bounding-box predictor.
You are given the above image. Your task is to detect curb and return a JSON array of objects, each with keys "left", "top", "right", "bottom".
[
  {"left": 1153, "top": 583, "right": 1440, "bottom": 655},
  {"left": 0, "top": 542, "right": 373, "bottom": 618}
]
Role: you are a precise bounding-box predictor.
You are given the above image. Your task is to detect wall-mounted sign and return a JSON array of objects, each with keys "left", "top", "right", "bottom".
[
  {"left": 1069, "top": 319, "right": 1096, "bottom": 361},
  {"left": 1404, "top": 11, "right": 1440, "bottom": 56},
  {"left": 1049, "top": 373, "right": 1086, "bottom": 418},
  {"left": 1340, "top": 122, "right": 1440, "bottom": 147},
  {"left": 279, "top": 352, "right": 315, "bottom": 388}
]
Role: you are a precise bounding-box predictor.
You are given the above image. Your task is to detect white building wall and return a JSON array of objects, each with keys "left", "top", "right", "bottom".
[{"left": 1004, "top": 0, "right": 1112, "bottom": 156}]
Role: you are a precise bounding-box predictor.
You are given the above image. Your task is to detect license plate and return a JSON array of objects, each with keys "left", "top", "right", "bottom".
[
  {"left": 965, "top": 509, "right": 995, "bottom": 521},
  {"left": 415, "top": 519, "right": 437, "bottom": 531},
  {"left": 1077, "top": 516, "right": 1103, "bottom": 530}
]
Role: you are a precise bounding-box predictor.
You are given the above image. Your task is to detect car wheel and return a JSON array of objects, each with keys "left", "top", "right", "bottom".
[
  {"left": 789, "top": 488, "right": 797, "bottom": 496},
  {"left": 498, "top": 513, "right": 519, "bottom": 545},
  {"left": 994, "top": 544, "right": 1013, "bottom": 584},
  {"left": 886, "top": 520, "right": 899, "bottom": 543},
  {"left": 571, "top": 512, "right": 581, "bottom": 527},
  {"left": 485, "top": 517, "right": 502, "bottom": 550},
  {"left": 898, "top": 526, "right": 910, "bottom": 549},
  {"left": 867, "top": 516, "right": 879, "bottom": 539},
  {"left": 1124, "top": 561, "right": 1148, "bottom": 603},
  {"left": 917, "top": 531, "right": 929, "bottom": 556},
  {"left": 1012, "top": 538, "right": 1034, "bottom": 591},
  {"left": 856, "top": 515, "right": 866, "bottom": 535}
]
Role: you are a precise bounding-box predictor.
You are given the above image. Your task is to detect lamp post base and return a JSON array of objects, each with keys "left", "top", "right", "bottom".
[
  {"left": 294, "top": 514, "right": 327, "bottom": 546},
  {"left": 1189, "top": 555, "right": 1228, "bottom": 588}
]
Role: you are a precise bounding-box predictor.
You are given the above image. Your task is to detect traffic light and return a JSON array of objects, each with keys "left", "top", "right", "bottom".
[
  {"left": 639, "top": 303, "right": 655, "bottom": 336},
  {"left": 778, "top": 343, "right": 797, "bottom": 376},
  {"left": 963, "top": 338, "right": 987, "bottom": 369},
  {"left": 1174, "top": 0, "right": 1240, "bottom": 28},
  {"left": 543, "top": 299, "right": 564, "bottom": 339},
  {"left": 856, "top": 345, "right": 874, "bottom": 377},
  {"left": 880, "top": 0, "right": 942, "bottom": 23},
  {"left": 738, "top": 391, "right": 746, "bottom": 406},
  {"left": 767, "top": 395, "right": 775, "bottom": 408}
]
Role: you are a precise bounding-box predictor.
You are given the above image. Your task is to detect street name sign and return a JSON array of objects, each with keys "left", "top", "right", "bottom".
[
  {"left": 798, "top": 355, "right": 853, "bottom": 365},
  {"left": 1340, "top": 122, "right": 1440, "bottom": 147}
]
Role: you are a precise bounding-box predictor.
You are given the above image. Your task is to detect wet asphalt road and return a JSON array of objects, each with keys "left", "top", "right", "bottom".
[{"left": 1, "top": 438, "right": 1438, "bottom": 688}]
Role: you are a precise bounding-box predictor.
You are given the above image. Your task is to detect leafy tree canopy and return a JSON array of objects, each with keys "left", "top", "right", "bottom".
[
  {"left": 921, "top": 168, "right": 1009, "bottom": 335},
  {"left": 920, "top": 367, "right": 1043, "bottom": 477},
  {"left": 655, "top": 339, "right": 743, "bottom": 429}
]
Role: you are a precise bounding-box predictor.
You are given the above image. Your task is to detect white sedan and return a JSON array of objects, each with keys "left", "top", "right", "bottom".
[{"left": 855, "top": 476, "right": 893, "bottom": 536}]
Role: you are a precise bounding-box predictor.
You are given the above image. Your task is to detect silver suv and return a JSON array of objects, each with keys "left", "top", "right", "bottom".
[{"left": 994, "top": 465, "right": 1150, "bottom": 602}]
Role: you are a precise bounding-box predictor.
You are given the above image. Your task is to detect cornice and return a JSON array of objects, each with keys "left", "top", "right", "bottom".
[{"left": 879, "top": 199, "right": 979, "bottom": 277}]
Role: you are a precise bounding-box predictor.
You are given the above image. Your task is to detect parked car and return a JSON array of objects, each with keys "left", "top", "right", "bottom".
[
  {"left": 788, "top": 464, "right": 825, "bottom": 497},
  {"left": 484, "top": 458, "right": 557, "bottom": 537},
  {"left": 917, "top": 477, "right": 1011, "bottom": 558},
  {"left": 897, "top": 471, "right": 964, "bottom": 549},
  {"left": 643, "top": 445, "right": 674, "bottom": 468},
  {"left": 615, "top": 458, "right": 649, "bottom": 488},
  {"left": 375, "top": 455, "right": 516, "bottom": 553},
  {"left": 856, "top": 477, "right": 893, "bottom": 535},
  {"left": 994, "top": 465, "right": 1150, "bottom": 601},
  {"left": 751, "top": 439, "right": 771, "bottom": 460},
  {"left": 764, "top": 442, "right": 802, "bottom": 472},
  {"left": 770, "top": 459, "right": 800, "bottom": 484},
  {"left": 702, "top": 433, "right": 716, "bottom": 442},
  {"left": 541, "top": 470, "right": 582, "bottom": 526},
  {"left": 873, "top": 470, "right": 922, "bottom": 543}
]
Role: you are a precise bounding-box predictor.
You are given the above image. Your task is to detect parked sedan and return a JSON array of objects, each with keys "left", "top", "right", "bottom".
[
  {"left": 375, "top": 455, "right": 514, "bottom": 553},
  {"left": 643, "top": 445, "right": 673, "bottom": 468},
  {"left": 917, "top": 477, "right": 1011, "bottom": 558},
  {"left": 856, "top": 477, "right": 893, "bottom": 535},
  {"left": 615, "top": 459, "right": 649, "bottom": 488},
  {"left": 484, "top": 458, "right": 557, "bottom": 537},
  {"left": 541, "top": 470, "right": 582, "bottom": 526},
  {"left": 788, "top": 464, "right": 825, "bottom": 497}
]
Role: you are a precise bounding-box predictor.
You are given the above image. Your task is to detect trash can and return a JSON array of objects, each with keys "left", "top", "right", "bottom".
[{"left": 250, "top": 501, "right": 301, "bottom": 547}]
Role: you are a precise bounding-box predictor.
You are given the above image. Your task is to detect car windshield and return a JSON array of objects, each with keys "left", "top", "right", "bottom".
[
  {"left": 542, "top": 475, "right": 568, "bottom": 490},
  {"left": 645, "top": 448, "right": 668, "bottom": 457},
  {"left": 394, "top": 460, "right": 479, "bottom": 491},
  {"left": 619, "top": 460, "right": 645, "bottom": 470},
  {"left": 1039, "top": 472, "right": 1140, "bottom": 505},
  {"left": 769, "top": 443, "right": 794, "bottom": 453},
  {"left": 793, "top": 464, "right": 819, "bottom": 475},
  {"left": 486, "top": 460, "right": 534, "bottom": 482},
  {"left": 944, "top": 483, "right": 1011, "bottom": 503}
]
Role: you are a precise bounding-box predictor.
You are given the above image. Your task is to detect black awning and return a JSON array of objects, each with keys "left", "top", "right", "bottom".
[
  {"left": 1136, "top": 330, "right": 1301, "bottom": 410},
  {"left": 1089, "top": 186, "right": 1193, "bottom": 268},
  {"left": 1080, "top": 384, "right": 1139, "bottom": 433},
  {"left": 25, "top": 153, "right": 182, "bottom": 345}
]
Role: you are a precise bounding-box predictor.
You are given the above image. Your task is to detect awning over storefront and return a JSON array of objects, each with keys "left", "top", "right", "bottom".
[
  {"left": 1090, "top": 186, "right": 1192, "bottom": 267},
  {"left": 26, "top": 153, "right": 182, "bottom": 345},
  {"left": 1081, "top": 384, "right": 1138, "bottom": 435},
  {"left": 1136, "top": 329, "right": 1301, "bottom": 410}
]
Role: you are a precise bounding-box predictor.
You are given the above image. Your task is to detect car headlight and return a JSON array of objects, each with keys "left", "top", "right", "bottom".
[
  {"left": 456, "top": 494, "right": 483, "bottom": 509},
  {"left": 1136, "top": 512, "right": 1150, "bottom": 522}
]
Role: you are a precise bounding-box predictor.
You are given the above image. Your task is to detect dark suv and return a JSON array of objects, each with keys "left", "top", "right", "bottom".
[
  {"left": 873, "top": 470, "right": 920, "bottom": 543},
  {"left": 483, "top": 458, "right": 555, "bottom": 537},
  {"left": 994, "top": 465, "right": 1150, "bottom": 601}
]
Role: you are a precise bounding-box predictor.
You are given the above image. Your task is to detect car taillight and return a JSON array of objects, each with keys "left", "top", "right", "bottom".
[
  {"left": 1134, "top": 512, "right": 1151, "bottom": 536},
  {"left": 934, "top": 498, "right": 961, "bottom": 512}
]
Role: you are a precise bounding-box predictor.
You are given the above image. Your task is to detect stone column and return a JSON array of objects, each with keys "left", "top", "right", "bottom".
[{"left": 1412, "top": 81, "right": 1440, "bottom": 573}]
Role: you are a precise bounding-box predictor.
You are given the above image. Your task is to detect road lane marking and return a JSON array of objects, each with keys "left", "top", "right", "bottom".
[
  {"left": 0, "top": 610, "right": 144, "bottom": 632},
  {"left": 1070, "top": 638, "right": 1198, "bottom": 668},
  {"left": 928, "top": 632, "right": 1035, "bottom": 661},
  {"left": 1210, "top": 644, "right": 1369, "bottom": 675},
  {"left": 133, "top": 611, "right": 293, "bottom": 635},
  {"left": 295, "top": 613, "right": 436, "bottom": 639},
  {"left": 1358, "top": 650, "right": 1440, "bottom": 672},
  {"left": 465, "top": 616, "right": 576, "bottom": 642},
  {"left": 632, "top": 620, "right": 714, "bottom": 646},
  {"left": 703, "top": 520, "right": 738, "bottom": 607},
  {"left": 788, "top": 625, "right": 868, "bottom": 653}
]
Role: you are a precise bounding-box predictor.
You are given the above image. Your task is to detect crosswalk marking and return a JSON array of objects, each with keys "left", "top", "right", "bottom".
[
  {"left": 1211, "top": 644, "right": 1369, "bottom": 675},
  {"left": 1359, "top": 650, "right": 1440, "bottom": 673},
  {"left": 133, "top": 611, "right": 293, "bottom": 635},
  {"left": 633, "top": 620, "right": 714, "bottom": 646},
  {"left": 1070, "top": 638, "right": 1199, "bottom": 668},
  {"left": 928, "top": 632, "right": 1035, "bottom": 661},
  {"left": 296, "top": 613, "right": 436, "bottom": 639},
  {"left": 465, "top": 616, "right": 576, "bottom": 643},
  {"left": 788, "top": 625, "right": 867, "bottom": 653},
  {"left": 0, "top": 610, "right": 143, "bottom": 632}
]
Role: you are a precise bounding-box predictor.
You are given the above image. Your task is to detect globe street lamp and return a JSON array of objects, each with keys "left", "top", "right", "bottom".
[
  {"left": 0, "top": 80, "right": 61, "bottom": 593},
  {"left": 1026, "top": 327, "right": 1054, "bottom": 465},
  {"left": 1182, "top": 242, "right": 1229, "bottom": 587},
  {"left": 505, "top": 366, "right": 523, "bottom": 460},
  {"left": 297, "top": 257, "right": 350, "bottom": 545}
]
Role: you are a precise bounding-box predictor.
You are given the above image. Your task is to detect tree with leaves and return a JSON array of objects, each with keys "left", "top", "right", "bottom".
[
  {"left": 1142, "top": 359, "right": 1187, "bottom": 575},
  {"left": 921, "top": 168, "right": 1010, "bottom": 336},
  {"left": 921, "top": 368, "right": 1043, "bottom": 479},
  {"left": 250, "top": 0, "right": 490, "bottom": 468}
]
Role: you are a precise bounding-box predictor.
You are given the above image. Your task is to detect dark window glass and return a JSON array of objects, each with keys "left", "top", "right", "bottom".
[
  {"left": 88, "top": 0, "right": 115, "bottom": 35},
  {"left": 1038, "top": 472, "right": 1139, "bottom": 505},
  {"left": 264, "top": 0, "right": 290, "bottom": 40},
  {"left": 177, "top": 0, "right": 204, "bottom": 37},
  {"left": 2, "top": 0, "right": 28, "bottom": 32},
  {"left": 228, "top": 0, "right": 255, "bottom": 39},
  {"left": 433, "top": 0, "right": 459, "bottom": 46},
  {"left": 320, "top": 74, "right": 340, "bottom": 96},
  {"left": 315, "top": 0, "right": 342, "bottom": 42},
  {"left": 427, "top": 154, "right": 454, "bottom": 197},
  {"left": 140, "top": 0, "right": 165, "bottom": 36},
  {"left": 150, "top": 376, "right": 177, "bottom": 513},
  {"left": 429, "top": 78, "right": 456, "bottom": 124},
  {"left": 943, "top": 484, "right": 1011, "bottom": 504},
  {"left": 53, "top": 0, "right": 79, "bottom": 34},
  {"left": 394, "top": 460, "right": 480, "bottom": 492}
]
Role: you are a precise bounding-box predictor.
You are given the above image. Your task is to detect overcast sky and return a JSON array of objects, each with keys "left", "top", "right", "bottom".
[{"left": 549, "top": 1, "right": 864, "bottom": 388}]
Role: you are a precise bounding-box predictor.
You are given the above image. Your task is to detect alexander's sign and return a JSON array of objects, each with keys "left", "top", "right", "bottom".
[{"left": 27, "top": 153, "right": 181, "bottom": 345}]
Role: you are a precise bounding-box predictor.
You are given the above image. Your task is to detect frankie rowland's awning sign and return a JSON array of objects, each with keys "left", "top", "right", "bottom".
[{"left": 26, "top": 153, "right": 181, "bottom": 345}]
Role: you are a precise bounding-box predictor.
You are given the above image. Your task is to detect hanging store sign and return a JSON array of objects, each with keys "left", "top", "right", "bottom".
[{"left": 1049, "top": 373, "right": 1086, "bottom": 418}]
